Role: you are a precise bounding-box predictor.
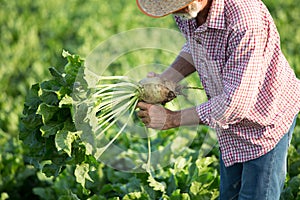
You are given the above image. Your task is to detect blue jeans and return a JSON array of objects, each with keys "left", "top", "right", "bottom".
[{"left": 219, "top": 117, "right": 297, "bottom": 200}]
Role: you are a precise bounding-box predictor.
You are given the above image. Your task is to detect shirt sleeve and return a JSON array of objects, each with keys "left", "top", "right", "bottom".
[
  {"left": 174, "top": 16, "right": 195, "bottom": 66},
  {"left": 197, "top": 28, "right": 267, "bottom": 129}
]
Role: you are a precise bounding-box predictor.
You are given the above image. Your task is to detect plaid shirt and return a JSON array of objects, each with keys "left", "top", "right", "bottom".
[{"left": 175, "top": 0, "right": 300, "bottom": 166}]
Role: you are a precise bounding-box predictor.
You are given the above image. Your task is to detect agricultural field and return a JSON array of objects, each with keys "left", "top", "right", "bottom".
[{"left": 0, "top": 0, "right": 300, "bottom": 199}]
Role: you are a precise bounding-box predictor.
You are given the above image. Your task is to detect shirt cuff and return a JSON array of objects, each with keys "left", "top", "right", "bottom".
[
  {"left": 196, "top": 101, "right": 230, "bottom": 129},
  {"left": 196, "top": 101, "right": 211, "bottom": 126}
]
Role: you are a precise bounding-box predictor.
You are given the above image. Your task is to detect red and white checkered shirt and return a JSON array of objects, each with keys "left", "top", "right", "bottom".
[{"left": 175, "top": 0, "right": 300, "bottom": 166}]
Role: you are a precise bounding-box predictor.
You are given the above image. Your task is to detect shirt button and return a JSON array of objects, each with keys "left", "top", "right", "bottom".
[{"left": 193, "top": 37, "right": 202, "bottom": 44}]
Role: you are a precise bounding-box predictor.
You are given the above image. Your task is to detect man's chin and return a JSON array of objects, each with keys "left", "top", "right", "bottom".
[{"left": 173, "top": 14, "right": 196, "bottom": 20}]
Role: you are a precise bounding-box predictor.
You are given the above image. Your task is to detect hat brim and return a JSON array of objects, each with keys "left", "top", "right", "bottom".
[{"left": 136, "top": 0, "right": 195, "bottom": 18}]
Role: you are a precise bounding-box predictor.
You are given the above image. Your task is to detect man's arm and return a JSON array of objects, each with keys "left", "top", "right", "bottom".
[
  {"left": 137, "top": 102, "right": 203, "bottom": 130},
  {"left": 197, "top": 28, "right": 268, "bottom": 128},
  {"left": 159, "top": 54, "right": 196, "bottom": 83},
  {"left": 137, "top": 51, "right": 199, "bottom": 130}
]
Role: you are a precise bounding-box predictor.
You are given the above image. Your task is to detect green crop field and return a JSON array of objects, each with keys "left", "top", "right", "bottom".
[{"left": 1, "top": 0, "right": 300, "bottom": 199}]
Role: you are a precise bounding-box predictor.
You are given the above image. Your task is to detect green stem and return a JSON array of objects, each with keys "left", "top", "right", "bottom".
[
  {"left": 146, "top": 128, "right": 152, "bottom": 174},
  {"left": 95, "top": 95, "right": 139, "bottom": 138},
  {"left": 96, "top": 98, "right": 139, "bottom": 157}
]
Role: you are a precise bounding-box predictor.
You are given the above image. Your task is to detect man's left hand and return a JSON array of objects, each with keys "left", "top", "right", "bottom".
[{"left": 136, "top": 102, "right": 179, "bottom": 130}]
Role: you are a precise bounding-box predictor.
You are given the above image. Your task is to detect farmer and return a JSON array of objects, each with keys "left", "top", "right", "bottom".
[{"left": 136, "top": 0, "right": 300, "bottom": 199}]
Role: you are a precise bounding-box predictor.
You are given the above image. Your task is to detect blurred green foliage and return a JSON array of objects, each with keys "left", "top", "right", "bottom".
[{"left": 0, "top": 0, "right": 175, "bottom": 135}]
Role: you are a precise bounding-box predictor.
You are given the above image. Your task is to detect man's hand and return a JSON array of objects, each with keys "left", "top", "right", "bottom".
[
  {"left": 146, "top": 71, "right": 160, "bottom": 78},
  {"left": 136, "top": 102, "right": 180, "bottom": 130}
]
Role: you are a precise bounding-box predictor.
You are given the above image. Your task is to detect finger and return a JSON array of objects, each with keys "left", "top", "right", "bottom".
[
  {"left": 140, "top": 116, "right": 150, "bottom": 126},
  {"left": 137, "top": 110, "right": 148, "bottom": 118},
  {"left": 147, "top": 72, "right": 159, "bottom": 78},
  {"left": 137, "top": 101, "right": 151, "bottom": 110}
]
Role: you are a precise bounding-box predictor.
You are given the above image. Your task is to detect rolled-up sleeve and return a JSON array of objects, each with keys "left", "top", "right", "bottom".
[{"left": 174, "top": 16, "right": 195, "bottom": 66}]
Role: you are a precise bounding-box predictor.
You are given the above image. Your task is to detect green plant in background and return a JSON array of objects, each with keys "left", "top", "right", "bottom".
[
  {"left": 0, "top": 131, "right": 40, "bottom": 199},
  {"left": 19, "top": 51, "right": 88, "bottom": 177}
]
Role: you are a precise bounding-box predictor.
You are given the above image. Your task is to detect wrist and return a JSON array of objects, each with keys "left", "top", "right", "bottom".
[
  {"left": 173, "top": 107, "right": 202, "bottom": 127},
  {"left": 170, "top": 110, "right": 182, "bottom": 128}
]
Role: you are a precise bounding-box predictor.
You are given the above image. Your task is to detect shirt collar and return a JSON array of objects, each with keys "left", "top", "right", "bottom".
[
  {"left": 174, "top": 0, "right": 226, "bottom": 33},
  {"left": 206, "top": 0, "right": 226, "bottom": 30}
]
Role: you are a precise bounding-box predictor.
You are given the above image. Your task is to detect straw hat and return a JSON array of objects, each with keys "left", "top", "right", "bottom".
[{"left": 136, "top": 0, "right": 195, "bottom": 18}]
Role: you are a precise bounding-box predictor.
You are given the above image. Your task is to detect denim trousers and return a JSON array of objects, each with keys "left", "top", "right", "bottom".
[{"left": 219, "top": 118, "right": 297, "bottom": 200}]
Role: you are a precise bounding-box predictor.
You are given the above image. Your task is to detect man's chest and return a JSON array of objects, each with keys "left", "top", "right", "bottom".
[{"left": 187, "top": 29, "right": 229, "bottom": 98}]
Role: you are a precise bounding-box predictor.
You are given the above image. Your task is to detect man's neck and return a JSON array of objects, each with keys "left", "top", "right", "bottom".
[{"left": 196, "top": 0, "right": 213, "bottom": 26}]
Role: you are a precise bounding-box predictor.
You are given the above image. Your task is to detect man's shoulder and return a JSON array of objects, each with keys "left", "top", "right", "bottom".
[{"left": 224, "top": 0, "right": 271, "bottom": 30}]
